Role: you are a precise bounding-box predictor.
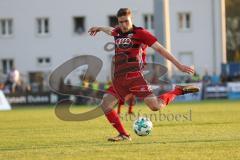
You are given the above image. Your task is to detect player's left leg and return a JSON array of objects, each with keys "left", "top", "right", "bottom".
[
  {"left": 158, "top": 85, "right": 199, "bottom": 107},
  {"left": 144, "top": 85, "right": 200, "bottom": 111},
  {"left": 129, "top": 72, "right": 199, "bottom": 111}
]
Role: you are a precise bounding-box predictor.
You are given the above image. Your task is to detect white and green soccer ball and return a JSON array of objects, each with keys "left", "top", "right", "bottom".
[{"left": 133, "top": 117, "right": 153, "bottom": 136}]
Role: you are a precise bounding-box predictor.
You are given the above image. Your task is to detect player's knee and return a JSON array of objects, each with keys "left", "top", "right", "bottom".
[
  {"left": 149, "top": 103, "right": 166, "bottom": 111},
  {"left": 100, "top": 101, "right": 111, "bottom": 112},
  {"left": 150, "top": 107, "right": 159, "bottom": 111},
  {"left": 99, "top": 95, "right": 116, "bottom": 113},
  {"left": 149, "top": 104, "right": 160, "bottom": 111},
  {"left": 159, "top": 103, "right": 166, "bottom": 110}
]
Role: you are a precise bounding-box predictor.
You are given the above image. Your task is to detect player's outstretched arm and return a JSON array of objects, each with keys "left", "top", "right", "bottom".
[
  {"left": 151, "top": 41, "right": 195, "bottom": 74},
  {"left": 88, "top": 26, "right": 114, "bottom": 36}
]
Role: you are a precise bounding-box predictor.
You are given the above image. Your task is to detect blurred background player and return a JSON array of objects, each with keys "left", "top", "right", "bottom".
[{"left": 117, "top": 94, "right": 135, "bottom": 115}]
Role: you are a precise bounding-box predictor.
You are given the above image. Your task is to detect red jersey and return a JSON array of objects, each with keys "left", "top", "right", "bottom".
[{"left": 111, "top": 25, "right": 157, "bottom": 76}]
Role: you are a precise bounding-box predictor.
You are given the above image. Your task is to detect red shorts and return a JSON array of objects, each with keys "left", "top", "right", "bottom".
[{"left": 106, "top": 71, "right": 153, "bottom": 101}]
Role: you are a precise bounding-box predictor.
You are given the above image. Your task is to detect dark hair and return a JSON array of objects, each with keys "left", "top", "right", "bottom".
[{"left": 116, "top": 8, "right": 132, "bottom": 17}]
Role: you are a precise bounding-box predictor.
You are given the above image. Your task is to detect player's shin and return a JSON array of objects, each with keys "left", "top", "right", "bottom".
[
  {"left": 158, "top": 87, "right": 182, "bottom": 105},
  {"left": 105, "top": 109, "right": 129, "bottom": 136}
]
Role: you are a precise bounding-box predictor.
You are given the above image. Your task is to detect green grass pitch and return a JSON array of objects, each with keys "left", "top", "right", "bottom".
[{"left": 0, "top": 100, "right": 240, "bottom": 160}]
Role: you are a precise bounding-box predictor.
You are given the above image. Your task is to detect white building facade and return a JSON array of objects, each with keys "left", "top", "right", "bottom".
[
  {"left": 0, "top": 0, "right": 226, "bottom": 88},
  {"left": 154, "top": 0, "right": 226, "bottom": 76},
  {"left": 0, "top": 0, "right": 154, "bottom": 86}
]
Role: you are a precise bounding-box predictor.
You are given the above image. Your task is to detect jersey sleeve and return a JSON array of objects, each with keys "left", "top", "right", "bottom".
[
  {"left": 111, "top": 27, "right": 119, "bottom": 36},
  {"left": 139, "top": 29, "right": 158, "bottom": 47}
]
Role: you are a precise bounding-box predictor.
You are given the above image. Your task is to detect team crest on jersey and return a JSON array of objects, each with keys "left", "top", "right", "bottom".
[
  {"left": 127, "top": 33, "right": 133, "bottom": 38},
  {"left": 115, "top": 37, "right": 133, "bottom": 49}
]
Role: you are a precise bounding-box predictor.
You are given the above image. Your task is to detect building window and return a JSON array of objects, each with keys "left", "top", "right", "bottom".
[
  {"left": 178, "top": 12, "right": 191, "bottom": 31},
  {"left": 37, "top": 57, "right": 51, "bottom": 67},
  {"left": 74, "top": 17, "right": 85, "bottom": 34},
  {"left": 28, "top": 72, "right": 44, "bottom": 92},
  {"left": 1, "top": 59, "right": 14, "bottom": 74},
  {"left": 36, "top": 18, "right": 50, "bottom": 35},
  {"left": 108, "top": 16, "right": 118, "bottom": 28},
  {"left": 0, "top": 19, "right": 13, "bottom": 37},
  {"left": 143, "top": 14, "right": 154, "bottom": 30}
]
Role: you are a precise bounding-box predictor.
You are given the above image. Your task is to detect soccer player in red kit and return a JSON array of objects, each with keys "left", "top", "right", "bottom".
[{"left": 88, "top": 8, "right": 199, "bottom": 141}]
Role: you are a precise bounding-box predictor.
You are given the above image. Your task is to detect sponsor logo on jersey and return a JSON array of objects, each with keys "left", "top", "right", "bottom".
[{"left": 115, "top": 37, "right": 133, "bottom": 49}]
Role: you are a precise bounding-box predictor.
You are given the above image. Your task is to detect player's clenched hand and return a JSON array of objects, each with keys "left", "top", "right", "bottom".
[
  {"left": 177, "top": 64, "right": 195, "bottom": 74},
  {"left": 88, "top": 27, "right": 101, "bottom": 36}
]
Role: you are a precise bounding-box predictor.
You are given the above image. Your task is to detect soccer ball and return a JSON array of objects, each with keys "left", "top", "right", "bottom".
[{"left": 133, "top": 117, "right": 153, "bottom": 136}]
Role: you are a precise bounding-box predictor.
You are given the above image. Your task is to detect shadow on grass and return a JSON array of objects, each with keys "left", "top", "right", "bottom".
[
  {"left": 1, "top": 138, "right": 240, "bottom": 151},
  {"left": 96, "top": 138, "right": 240, "bottom": 146}
]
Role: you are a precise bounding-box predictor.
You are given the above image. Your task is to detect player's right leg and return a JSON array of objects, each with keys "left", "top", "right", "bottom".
[{"left": 100, "top": 93, "right": 131, "bottom": 142}]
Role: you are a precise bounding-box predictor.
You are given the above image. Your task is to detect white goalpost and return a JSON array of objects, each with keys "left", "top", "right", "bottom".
[{"left": 0, "top": 90, "right": 11, "bottom": 111}]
